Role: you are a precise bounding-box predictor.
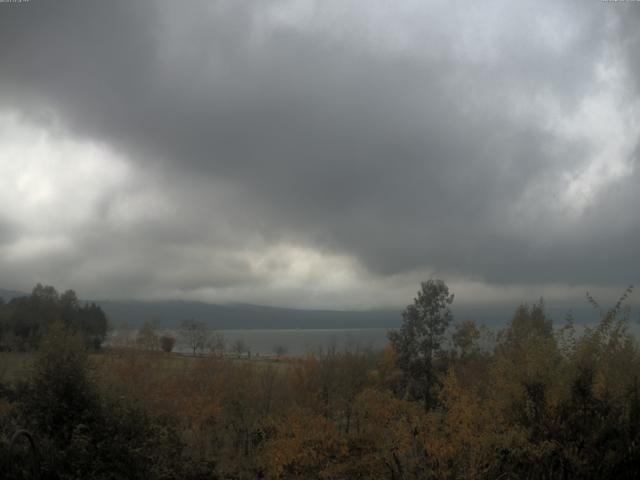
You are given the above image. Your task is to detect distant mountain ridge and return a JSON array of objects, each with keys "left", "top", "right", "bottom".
[
  {"left": 0, "top": 286, "right": 401, "bottom": 329},
  {"left": 95, "top": 299, "right": 402, "bottom": 329},
  {"left": 93, "top": 299, "right": 606, "bottom": 330},
  {"left": 0, "top": 288, "right": 27, "bottom": 301},
  {"left": 0, "top": 287, "right": 605, "bottom": 329}
]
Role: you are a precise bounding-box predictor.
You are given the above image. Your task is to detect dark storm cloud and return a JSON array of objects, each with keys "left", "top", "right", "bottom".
[
  {"left": 614, "top": 3, "right": 640, "bottom": 93},
  {"left": 0, "top": 0, "right": 639, "bottom": 303},
  {"left": 0, "top": 218, "right": 18, "bottom": 246}
]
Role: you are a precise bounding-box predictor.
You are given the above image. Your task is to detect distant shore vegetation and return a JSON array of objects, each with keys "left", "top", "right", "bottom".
[{"left": 1, "top": 281, "right": 639, "bottom": 479}]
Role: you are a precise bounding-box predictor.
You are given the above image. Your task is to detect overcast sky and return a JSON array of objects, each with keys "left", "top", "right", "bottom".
[{"left": 0, "top": 0, "right": 639, "bottom": 310}]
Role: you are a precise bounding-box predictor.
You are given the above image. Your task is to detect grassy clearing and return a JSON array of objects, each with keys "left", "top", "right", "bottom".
[
  {"left": 100, "top": 347, "right": 296, "bottom": 366},
  {"left": 0, "top": 349, "right": 295, "bottom": 386},
  {"left": 0, "top": 352, "right": 35, "bottom": 384}
]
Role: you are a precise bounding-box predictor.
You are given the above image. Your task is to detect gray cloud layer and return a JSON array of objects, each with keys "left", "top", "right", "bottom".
[{"left": 1, "top": 0, "right": 639, "bottom": 308}]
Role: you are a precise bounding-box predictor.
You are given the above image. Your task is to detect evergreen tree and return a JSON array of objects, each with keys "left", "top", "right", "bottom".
[{"left": 388, "top": 279, "right": 454, "bottom": 410}]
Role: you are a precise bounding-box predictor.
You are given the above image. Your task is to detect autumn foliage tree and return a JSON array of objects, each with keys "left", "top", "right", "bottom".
[
  {"left": 136, "top": 319, "right": 159, "bottom": 351},
  {"left": 160, "top": 335, "right": 176, "bottom": 353}
]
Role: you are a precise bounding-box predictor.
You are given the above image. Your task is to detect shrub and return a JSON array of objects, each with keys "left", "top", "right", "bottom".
[{"left": 160, "top": 335, "right": 177, "bottom": 354}]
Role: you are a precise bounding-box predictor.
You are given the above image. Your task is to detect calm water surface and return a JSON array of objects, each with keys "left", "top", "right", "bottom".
[
  {"left": 109, "top": 328, "right": 392, "bottom": 356},
  {"left": 109, "top": 321, "right": 640, "bottom": 357}
]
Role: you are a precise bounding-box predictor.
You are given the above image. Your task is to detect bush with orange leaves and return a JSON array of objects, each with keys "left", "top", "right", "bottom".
[{"left": 259, "top": 408, "right": 348, "bottom": 479}]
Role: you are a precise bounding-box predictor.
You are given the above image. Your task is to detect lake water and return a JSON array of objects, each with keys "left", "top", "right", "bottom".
[
  {"left": 108, "top": 328, "right": 392, "bottom": 356},
  {"left": 108, "top": 319, "right": 640, "bottom": 357}
]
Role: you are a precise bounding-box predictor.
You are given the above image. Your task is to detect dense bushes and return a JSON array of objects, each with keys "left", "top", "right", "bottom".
[
  {"left": 1, "top": 283, "right": 640, "bottom": 478},
  {"left": 1, "top": 324, "right": 190, "bottom": 480}
]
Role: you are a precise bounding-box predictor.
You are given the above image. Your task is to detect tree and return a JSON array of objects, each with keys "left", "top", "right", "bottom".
[
  {"left": 273, "top": 344, "right": 287, "bottom": 358},
  {"left": 0, "top": 298, "right": 8, "bottom": 349},
  {"left": 232, "top": 339, "right": 248, "bottom": 358},
  {"left": 388, "top": 279, "right": 454, "bottom": 410},
  {"left": 498, "top": 301, "right": 553, "bottom": 351},
  {"left": 160, "top": 335, "right": 176, "bottom": 353},
  {"left": 78, "top": 302, "right": 109, "bottom": 349},
  {"left": 210, "top": 331, "right": 227, "bottom": 357},
  {"left": 0, "top": 285, "right": 108, "bottom": 351},
  {"left": 137, "top": 319, "right": 159, "bottom": 351},
  {"left": 60, "top": 289, "right": 81, "bottom": 330},
  {"left": 18, "top": 322, "right": 187, "bottom": 479},
  {"left": 8, "top": 284, "right": 61, "bottom": 349},
  {"left": 20, "top": 322, "right": 99, "bottom": 445},
  {"left": 451, "top": 320, "right": 480, "bottom": 359},
  {"left": 179, "top": 319, "right": 210, "bottom": 356}
]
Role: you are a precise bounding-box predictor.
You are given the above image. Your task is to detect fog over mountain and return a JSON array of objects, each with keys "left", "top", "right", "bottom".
[
  {"left": 1, "top": 1, "right": 639, "bottom": 313},
  {"left": 0, "top": 289, "right": 25, "bottom": 302}
]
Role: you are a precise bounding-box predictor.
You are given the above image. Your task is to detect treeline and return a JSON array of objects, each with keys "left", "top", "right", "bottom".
[
  {"left": 1, "top": 281, "right": 640, "bottom": 479},
  {"left": 0, "top": 284, "right": 108, "bottom": 351}
]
